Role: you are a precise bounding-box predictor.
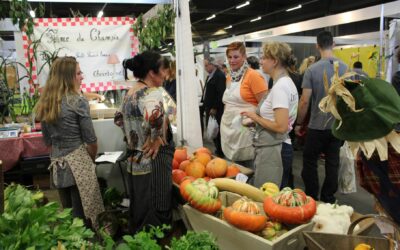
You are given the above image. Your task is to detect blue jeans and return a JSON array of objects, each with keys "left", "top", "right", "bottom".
[{"left": 281, "top": 142, "right": 294, "bottom": 189}]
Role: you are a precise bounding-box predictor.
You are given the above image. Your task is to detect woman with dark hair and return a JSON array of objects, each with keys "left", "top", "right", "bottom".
[
  {"left": 36, "top": 56, "right": 104, "bottom": 229},
  {"left": 114, "top": 51, "right": 176, "bottom": 233}
]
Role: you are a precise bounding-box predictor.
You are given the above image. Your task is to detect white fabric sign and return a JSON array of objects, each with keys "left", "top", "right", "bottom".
[{"left": 27, "top": 17, "right": 137, "bottom": 92}]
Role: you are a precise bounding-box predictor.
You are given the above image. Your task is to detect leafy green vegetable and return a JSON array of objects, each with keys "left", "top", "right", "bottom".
[
  {"left": 0, "top": 184, "right": 95, "bottom": 250},
  {"left": 168, "top": 231, "right": 219, "bottom": 250}
]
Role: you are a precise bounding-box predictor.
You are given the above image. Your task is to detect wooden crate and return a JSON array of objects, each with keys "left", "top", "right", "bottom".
[{"left": 183, "top": 191, "right": 314, "bottom": 250}]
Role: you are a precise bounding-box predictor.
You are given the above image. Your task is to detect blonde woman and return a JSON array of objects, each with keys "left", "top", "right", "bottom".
[
  {"left": 299, "top": 56, "right": 316, "bottom": 75},
  {"left": 242, "top": 42, "right": 299, "bottom": 188},
  {"left": 36, "top": 57, "right": 104, "bottom": 229}
]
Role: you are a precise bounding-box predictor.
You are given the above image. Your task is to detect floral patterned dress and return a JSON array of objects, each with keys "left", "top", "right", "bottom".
[{"left": 114, "top": 85, "right": 176, "bottom": 233}]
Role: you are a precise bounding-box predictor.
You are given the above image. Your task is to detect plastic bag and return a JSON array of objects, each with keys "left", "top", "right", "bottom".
[
  {"left": 338, "top": 142, "right": 357, "bottom": 194},
  {"left": 206, "top": 116, "right": 219, "bottom": 140}
]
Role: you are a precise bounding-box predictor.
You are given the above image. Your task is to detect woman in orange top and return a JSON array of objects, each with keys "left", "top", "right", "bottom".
[{"left": 221, "top": 41, "right": 267, "bottom": 167}]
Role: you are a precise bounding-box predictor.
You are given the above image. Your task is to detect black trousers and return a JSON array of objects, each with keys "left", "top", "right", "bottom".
[
  {"left": 301, "top": 129, "right": 342, "bottom": 203},
  {"left": 58, "top": 185, "right": 85, "bottom": 221},
  {"left": 127, "top": 145, "right": 174, "bottom": 234}
]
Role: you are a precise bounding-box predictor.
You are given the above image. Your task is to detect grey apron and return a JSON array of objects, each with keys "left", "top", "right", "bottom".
[{"left": 252, "top": 93, "right": 286, "bottom": 188}]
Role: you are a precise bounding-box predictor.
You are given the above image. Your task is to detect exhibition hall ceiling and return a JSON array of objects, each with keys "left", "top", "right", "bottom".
[{"left": 1, "top": 0, "right": 397, "bottom": 42}]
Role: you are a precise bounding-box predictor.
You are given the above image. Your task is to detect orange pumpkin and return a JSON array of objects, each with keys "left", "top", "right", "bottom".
[
  {"left": 172, "top": 169, "right": 187, "bottom": 184},
  {"left": 179, "top": 178, "right": 221, "bottom": 214},
  {"left": 179, "top": 160, "right": 191, "bottom": 171},
  {"left": 195, "top": 147, "right": 212, "bottom": 155},
  {"left": 206, "top": 158, "right": 227, "bottom": 178},
  {"left": 172, "top": 159, "right": 179, "bottom": 170},
  {"left": 185, "top": 161, "right": 206, "bottom": 178},
  {"left": 174, "top": 147, "right": 188, "bottom": 164},
  {"left": 223, "top": 196, "right": 267, "bottom": 232},
  {"left": 192, "top": 152, "right": 212, "bottom": 166},
  {"left": 226, "top": 165, "right": 241, "bottom": 177},
  {"left": 263, "top": 187, "right": 316, "bottom": 224}
]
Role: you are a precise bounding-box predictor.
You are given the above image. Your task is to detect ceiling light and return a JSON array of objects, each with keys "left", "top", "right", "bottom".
[
  {"left": 97, "top": 10, "right": 104, "bottom": 18},
  {"left": 286, "top": 4, "right": 302, "bottom": 12},
  {"left": 236, "top": 1, "right": 250, "bottom": 9},
  {"left": 250, "top": 16, "right": 261, "bottom": 22},
  {"left": 29, "top": 10, "right": 35, "bottom": 18},
  {"left": 206, "top": 14, "right": 216, "bottom": 21},
  {"left": 224, "top": 25, "right": 232, "bottom": 30}
]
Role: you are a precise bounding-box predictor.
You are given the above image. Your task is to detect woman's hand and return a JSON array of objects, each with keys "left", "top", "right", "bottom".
[
  {"left": 142, "top": 136, "right": 165, "bottom": 160},
  {"left": 241, "top": 111, "right": 257, "bottom": 120}
]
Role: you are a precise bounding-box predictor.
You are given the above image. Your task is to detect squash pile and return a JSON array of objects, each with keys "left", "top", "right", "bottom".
[
  {"left": 172, "top": 147, "right": 241, "bottom": 184},
  {"left": 179, "top": 178, "right": 221, "bottom": 214},
  {"left": 263, "top": 187, "right": 316, "bottom": 224},
  {"left": 223, "top": 196, "right": 267, "bottom": 232}
]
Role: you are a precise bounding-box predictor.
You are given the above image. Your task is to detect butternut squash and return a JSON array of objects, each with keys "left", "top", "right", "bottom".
[{"left": 210, "top": 178, "right": 266, "bottom": 202}]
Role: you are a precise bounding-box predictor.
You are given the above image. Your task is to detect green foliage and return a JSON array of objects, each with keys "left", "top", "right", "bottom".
[
  {"left": 132, "top": 5, "right": 175, "bottom": 52},
  {"left": 7, "top": 0, "right": 45, "bottom": 39},
  {"left": 168, "top": 231, "right": 219, "bottom": 250},
  {"left": 0, "top": 57, "right": 17, "bottom": 123},
  {"left": 103, "top": 187, "right": 124, "bottom": 209},
  {"left": 0, "top": 184, "right": 95, "bottom": 250}
]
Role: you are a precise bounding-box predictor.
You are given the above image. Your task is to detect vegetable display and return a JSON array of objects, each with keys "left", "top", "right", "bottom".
[
  {"left": 210, "top": 178, "right": 266, "bottom": 202},
  {"left": 263, "top": 187, "right": 316, "bottom": 224},
  {"left": 179, "top": 178, "right": 221, "bottom": 214},
  {"left": 223, "top": 196, "right": 267, "bottom": 232},
  {"left": 260, "top": 182, "right": 280, "bottom": 197}
]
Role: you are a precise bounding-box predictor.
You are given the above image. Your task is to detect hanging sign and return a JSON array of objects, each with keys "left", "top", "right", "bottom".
[{"left": 23, "top": 17, "right": 138, "bottom": 92}]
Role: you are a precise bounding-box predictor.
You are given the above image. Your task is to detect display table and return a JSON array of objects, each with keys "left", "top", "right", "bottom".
[{"left": 0, "top": 135, "right": 50, "bottom": 172}]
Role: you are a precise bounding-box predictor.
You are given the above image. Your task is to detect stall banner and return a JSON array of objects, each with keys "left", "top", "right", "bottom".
[{"left": 22, "top": 17, "right": 138, "bottom": 93}]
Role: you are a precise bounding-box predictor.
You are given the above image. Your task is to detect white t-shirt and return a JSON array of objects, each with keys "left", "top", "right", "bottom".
[{"left": 259, "top": 76, "right": 299, "bottom": 144}]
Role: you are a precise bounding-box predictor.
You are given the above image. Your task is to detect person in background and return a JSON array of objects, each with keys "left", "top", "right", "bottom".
[
  {"left": 247, "top": 55, "right": 270, "bottom": 86},
  {"left": 391, "top": 49, "right": 400, "bottom": 95},
  {"left": 295, "top": 31, "right": 347, "bottom": 203},
  {"left": 114, "top": 51, "right": 175, "bottom": 234},
  {"left": 221, "top": 64, "right": 229, "bottom": 77},
  {"left": 221, "top": 41, "right": 267, "bottom": 169},
  {"left": 202, "top": 57, "right": 226, "bottom": 157},
  {"left": 36, "top": 56, "right": 104, "bottom": 229},
  {"left": 352, "top": 61, "right": 369, "bottom": 80},
  {"left": 242, "top": 42, "right": 298, "bottom": 188},
  {"left": 164, "top": 59, "right": 177, "bottom": 102}
]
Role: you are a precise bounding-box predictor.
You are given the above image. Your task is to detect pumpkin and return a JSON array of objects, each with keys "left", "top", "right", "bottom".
[
  {"left": 185, "top": 161, "right": 206, "bottom": 178},
  {"left": 192, "top": 152, "right": 212, "bottom": 166},
  {"left": 205, "top": 158, "right": 227, "bottom": 178},
  {"left": 174, "top": 147, "right": 188, "bottom": 164},
  {"left": 179, "top": 160, "right": 190, "bottom": 171},
  {"left": 223, "top": 196, "right": 267, "bottom": 232},
  {"left": 172, "top": 159, "right": 179, "bottom": 170},
  {"left": 260, "top": 182, "right": 280, "bottom": 197},
  {"left": 195, "top": 147, "right": 212, "bottom": 155},
  {"left": 172, "top": 169, "right": 187, "bottom": 184},
  {"left": 225, "top": 165, "right": 241, "bottom": 177},
  {"left": 263, "top": 187, "right": 316, "bottom": 224},
  {"left": 180, "top": 178, "right": 221, "bottom": 213}
]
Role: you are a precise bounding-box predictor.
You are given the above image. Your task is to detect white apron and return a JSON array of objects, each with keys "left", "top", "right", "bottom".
[{"left": 221, "top": 74, "right": 256, "bottom": 161}]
